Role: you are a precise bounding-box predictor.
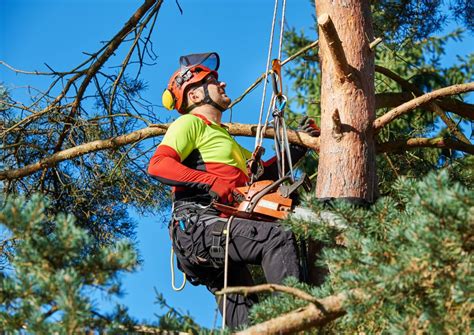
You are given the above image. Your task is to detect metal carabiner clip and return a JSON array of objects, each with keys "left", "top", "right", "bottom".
[
  {"left": 274, "top": 94, "right": 287, "bottom": 111},
  {"left": 271, "top": 59, "right": 283, "bottom": 96}
]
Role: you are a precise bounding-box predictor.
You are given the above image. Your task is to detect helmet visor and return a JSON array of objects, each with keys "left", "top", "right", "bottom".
[{"left": 179, "top": 52, "right": 220, "bottom": 73}]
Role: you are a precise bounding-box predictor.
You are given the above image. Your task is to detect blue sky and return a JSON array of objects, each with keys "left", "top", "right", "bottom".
[{"left": 1, "top": 0, "right": 472, "bottom": 329}]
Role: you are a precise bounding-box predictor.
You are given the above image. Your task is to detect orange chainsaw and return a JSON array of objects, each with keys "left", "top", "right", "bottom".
[{"left": 213, "top": 174, "right": 312, "bottom": 221}]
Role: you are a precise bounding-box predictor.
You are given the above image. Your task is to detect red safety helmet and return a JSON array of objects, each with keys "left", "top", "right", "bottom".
[{"left": 162, "top": 52, "right": 219, "bottom": 114}]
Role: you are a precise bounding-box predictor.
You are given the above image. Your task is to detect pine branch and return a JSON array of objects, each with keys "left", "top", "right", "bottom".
[
  {"left": 375, "top": 65, "right": 474, "bottom": 119},
  {"left": 217, "top": 285, "right": 367, "bottom": 334},
  {"left": 375, "top": 65, "right": 471, "bottom": 143},
  {"left": 4, "top": 113, "right": 474, "bottom": 181},
  {"left": 374, "top": 82, "right": 474, "bottom": 132},
  {"left": 216, "top": 284, "right": 320, "bottom": 304},
  {"left": 236, "top": 292, "right": 350, "bottom": 335},
  {"left": 375, "top": 92, "right": 474, "bottom": 115},
  {"left": 377, "top": 137, "right": 474, "bottom": 154}
]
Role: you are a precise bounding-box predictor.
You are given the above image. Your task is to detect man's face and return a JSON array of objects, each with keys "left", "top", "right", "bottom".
[{"left": 203, "top": 75, "right": 232, "bottom": 109}]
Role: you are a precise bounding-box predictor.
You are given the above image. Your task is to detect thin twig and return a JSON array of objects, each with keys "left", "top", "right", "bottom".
[
  {"left": 229, "top": 39, "right": 319, "bottom": 109},
  {"left": 216, "top": 283, "right": 319, "bottom": 304}
]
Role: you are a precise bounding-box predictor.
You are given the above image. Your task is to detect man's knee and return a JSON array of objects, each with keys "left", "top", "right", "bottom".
[{"left": 268, "top": 223, "right": 296, "bottom": 247}]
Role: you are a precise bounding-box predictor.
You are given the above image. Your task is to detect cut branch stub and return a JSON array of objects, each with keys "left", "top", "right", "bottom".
[
  {"left": 369, "top": 37, "right": 383, "bottom": 51},
  {"left": 332, "top": 108, "right": 343, "bottom": 141},
  {"left": 318, "top": 13, "right": 350, "bottom": 82}
]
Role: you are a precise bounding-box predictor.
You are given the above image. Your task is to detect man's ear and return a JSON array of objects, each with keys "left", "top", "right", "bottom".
[{"left": 187, "top": 87, "right": 202, "bottom": 104}]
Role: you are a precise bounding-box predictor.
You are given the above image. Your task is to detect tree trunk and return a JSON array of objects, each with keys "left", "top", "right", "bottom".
[{"left": 315, "top": 0, "right": 377, "bottom": 203}]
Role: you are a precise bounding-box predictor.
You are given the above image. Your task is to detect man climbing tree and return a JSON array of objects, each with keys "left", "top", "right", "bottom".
[
  {"left": 147, "top": 52, "right": 319, "bottom": 328},
  {"left": 1, "top": 0, "right": 473, "bottom": 332}
]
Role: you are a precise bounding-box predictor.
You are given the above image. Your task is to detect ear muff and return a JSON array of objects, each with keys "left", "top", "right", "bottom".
[{"left": 162, "top": 89, "right": 175, "bottom": 110}]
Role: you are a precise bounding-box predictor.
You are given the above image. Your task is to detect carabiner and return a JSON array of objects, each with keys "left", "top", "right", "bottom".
[
  {"left": 271, "top": 59, "right": 283, "bottom": 96},
  {"left": 274, "top": 94, "right": 287, "bottom": 110}
]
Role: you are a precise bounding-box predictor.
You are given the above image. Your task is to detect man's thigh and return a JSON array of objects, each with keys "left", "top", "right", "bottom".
[{"left": 204, "top": 217, "right": 287, "bottom": 264}]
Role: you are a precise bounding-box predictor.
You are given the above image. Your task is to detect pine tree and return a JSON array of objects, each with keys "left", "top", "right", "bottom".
[
  {"left": 0, "top": 194, "right": 138, "bottom": 333},
  {"left": 248, "top": 170, "right": 473, "bottom": 333}
]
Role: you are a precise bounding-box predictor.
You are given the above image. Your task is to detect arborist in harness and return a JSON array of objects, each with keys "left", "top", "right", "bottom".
[{"left": 148, "top": 52, "right": 319, "bottom": 329}]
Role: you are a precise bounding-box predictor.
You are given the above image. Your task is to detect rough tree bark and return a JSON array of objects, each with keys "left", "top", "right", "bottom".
[{"left": 315, "top": 0, "right": 377, "bottom": 203}]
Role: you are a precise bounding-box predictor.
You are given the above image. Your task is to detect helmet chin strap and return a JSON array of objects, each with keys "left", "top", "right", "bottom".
[{"left": 185, "top": 82, "right": 226, "bottom": 113}]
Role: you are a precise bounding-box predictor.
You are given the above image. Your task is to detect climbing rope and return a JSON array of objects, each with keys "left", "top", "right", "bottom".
[
  {"left": 228, "top": 39, "right": 318, "bottom": 110},
  {"left": 255, "top": 0, "right": 280, "bottom": 149},
  {"left": 170, "top": 248, "right": 186, "bottom": 291},
  {"left": 221, "top": 215, "right": 235, "bottom": 330},
  {"left": 255, "top": 0, "right": 288, "bottom": 150}
]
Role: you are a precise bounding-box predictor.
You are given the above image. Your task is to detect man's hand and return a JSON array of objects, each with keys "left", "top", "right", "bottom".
[
  {"left": 209, "top": 178, "right": 234, "bottom": 204},
  {"left": 298, "top": 116, "right": 320, "bottom": 137}
]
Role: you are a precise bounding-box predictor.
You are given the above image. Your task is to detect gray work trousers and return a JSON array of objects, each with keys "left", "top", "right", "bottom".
[{"left": 171, "top": 213, "right": 301, "bottom": 329}]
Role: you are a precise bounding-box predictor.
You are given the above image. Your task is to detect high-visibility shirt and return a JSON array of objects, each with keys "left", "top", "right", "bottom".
[{"left": 148, "top": 113, "right": 252, "bottom": 203}]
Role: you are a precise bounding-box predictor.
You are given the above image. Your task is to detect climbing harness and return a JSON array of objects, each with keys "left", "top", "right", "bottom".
[{"left": 169, "top": 201, "right": 218, "bottom": 291}]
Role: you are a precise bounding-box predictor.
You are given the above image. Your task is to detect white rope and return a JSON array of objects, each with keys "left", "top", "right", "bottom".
[
  {"left": 281, "top": 117, "right": 294, "bottom": 180},
  {"left": 221, "top": 215, "right": 235, "bottom": 330},
  {"left": 170, "top": 248, "right": 186, "bottom": 291},
  {"left": 255, "top": 0, "right": 288, "bottom": 150},
  {"left": 277, "top": 0, "right": 287, "bottom": 59},
  {"left": 255, "top": 0, "right": 279, "bottom": 149}
]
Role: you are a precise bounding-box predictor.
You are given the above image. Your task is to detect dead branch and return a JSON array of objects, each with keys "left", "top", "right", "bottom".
[
  {"left": 0, "top": 123, "right": 320, "bottom": 181},
  {"left": 0, "top": 61, "right": 73, "bottom": 76},
  {"left": 216, "top": 284, "right": 319, "bottom": 304},
  {"left": 226, "top": 123, "right": 319, "bottom": 151},
  {"left": 53, "top": 0, "right": 163, "bottom": 153},
  {"left": 375, "top": 65, "right": 473, "bottom": 143},
  {"left": 374, "top": 82, "right": 474, "bottom": 132},
  {"left": 107, "top": 1, "right": 160, "bottom": 115},
  {"left": 0, "top": 0, "right": 162, "bottom": 139},
  {"left": 0, "top": 124, "right": 167, "bottom": 181},
  {"left": 4, "top": 115, "right": 474, "bottom": 182},
  {"left": 318, "top": 13, "right": 350, "bottom": 82},
  {"left": 377, "top": 137, "right": 474, "bottom": 155}
]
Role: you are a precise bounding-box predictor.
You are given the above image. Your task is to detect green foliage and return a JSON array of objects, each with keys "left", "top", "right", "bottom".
[
  {"left": 0, "top": 84, "right": 8, "bottom": 112},
  {"left": 253, "top": 171, "right": 472, "bottom": 333},
  {"left": 249, "top": 277, "right": 321, "bottom": 324},
  {"left": 0, "top": 194, "right": 139, "bottom": 333},
  {"left": 154, "top": 290, "right": 203, "bottom": 334}
]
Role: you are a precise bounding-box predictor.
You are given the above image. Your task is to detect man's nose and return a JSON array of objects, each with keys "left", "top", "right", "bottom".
[{"left": 219, "top": 81, "right": 226, "bottom": 88}]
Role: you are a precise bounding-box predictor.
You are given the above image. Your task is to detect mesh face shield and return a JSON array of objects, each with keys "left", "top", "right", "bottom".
[{"left": 179, "top": 52, "right": 220, "bottom": 74}]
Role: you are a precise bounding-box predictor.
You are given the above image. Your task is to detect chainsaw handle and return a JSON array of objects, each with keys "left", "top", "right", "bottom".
[{"left": 245, "top": 176, "right": 291, "bottom": 214}]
